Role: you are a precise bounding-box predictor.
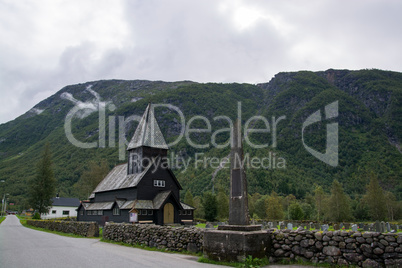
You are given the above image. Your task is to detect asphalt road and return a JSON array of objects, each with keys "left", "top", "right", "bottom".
[{"left": 0, "top": 215, "right": 225, "bottom": 268}]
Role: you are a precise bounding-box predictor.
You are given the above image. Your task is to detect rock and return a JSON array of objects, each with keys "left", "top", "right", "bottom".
[
  {"left": 315, "top": 241, "right": 323, "bottom": 250},
  {"left": 360, "top": 243, "right": 372, "bottom": 253},
  {"left": 314, "top": 232, "right": 322, "bottom": 240},
  {"left": 373, "top": 247, "right": 384, "bottom": 255},
  {"left": 274, "top": 249, "right": 285, "bottom": 257},
  {"left": 384, "top": 235, "right": 396, "bottom": 242},
  {"left": 343, "top": 253, "right": 363, "bottom": 263},
  {"left": 300, "top": 239, "right": 309, "bottom": 248},
  {"left": 323, "top": 246, "right": 341, "bottom": 256},
  {"left": 337, "top": 258, "right": 349, "bottom": 266},
  {"left": 362, "top": 259, "right": 380, "bottom": 268},
  {"left": 304, "top": 251, "right": 314, "bottom": 259},
  {"left": 379, "top": 239, "right": 389, "bottom": 246},
  {"left": 323, "top": 235, "right": 331, "bottom": 242}
]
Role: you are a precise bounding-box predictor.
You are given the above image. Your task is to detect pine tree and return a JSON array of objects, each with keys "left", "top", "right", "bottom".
[
  {"left": 202, "top": 192, "right": 217, "bottom": 222},
  {"left": 266, "top": 191, "right": 284, "bottom": 220},
  {"left": 184, "top": 190, "right": 194, "bottom": 207},
  {"left": 325, "top": 180, "right": 351, "bottom": 222},
  {"left": 28, "top": 143, "right": 56, "bottom": 215},
  {"left": 314, "top": 186, "right": 326, "bottom": 221},
  {"left": 362, "top": 174, "right": 387, "bottom": 221}
]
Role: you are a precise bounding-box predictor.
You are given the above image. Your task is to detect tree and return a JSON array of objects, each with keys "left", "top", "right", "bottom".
[
  {"left": 28, "top": 143, "right": 56, "bottom": 216},
  {"left": 75, "top": 160, "right": 109, "bottom": 199},
  {"left": 325, "top": 180, "right": 351, "bottom": 222},
  {"left": 362, "top": 174, "right": 387, "bottom": 221},
  {"left": 289, "top": 202, "right": 304, "bottom": 220},
  {"left": 216, "top": 188, "right": 229, "bottom": 220},
  {"left": 254, "top": 195, "right": 268, "bottom": 219},
  {"left": 384, "top": 191, "right": 398, "bottom": 221},
  {"left": 266, "top": 191, "right": 284, "bottom": 220},
  {"left": 193, "top": 196, "right": 204, "bottom": 219},
  {"left": 184, "top": 190, "right": 194, "bottom": 207},
  {"left": 202, "top": 192, "right": 217, "bottom": 222},
  {"left": 314, "top": 186, "right": 326, "bottom": 221}
]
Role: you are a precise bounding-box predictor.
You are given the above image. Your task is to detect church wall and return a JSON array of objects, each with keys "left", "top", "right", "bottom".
[
  {"left": 137, "top": 166, "right": 180, "bottom": 201},
  {"left": 93, "top": 188, "right": 137, "bottom": 202}
]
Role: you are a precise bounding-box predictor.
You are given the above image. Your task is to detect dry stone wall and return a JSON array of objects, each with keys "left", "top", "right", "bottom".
[
  {"left": 26, "top": 220, "right": 99, "bottom": 237},
  {"left": 103, "top": 223, "right": 203, "bottom": 253},
  {"left": 270, "top": 229, "right": 402, "bottom": 267}
]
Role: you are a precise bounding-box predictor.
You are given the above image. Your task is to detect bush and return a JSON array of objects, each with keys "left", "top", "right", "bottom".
[{"left": 32, "top": 212, "right": 41, "bottom": 219}]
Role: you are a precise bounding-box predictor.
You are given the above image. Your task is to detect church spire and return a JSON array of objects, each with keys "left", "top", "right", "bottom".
[{"left": 127, "top": 103, "right": 168, "bottom": 150}]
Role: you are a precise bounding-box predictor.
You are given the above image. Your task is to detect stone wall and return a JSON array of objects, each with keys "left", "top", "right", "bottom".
[
  {"left": 270, "top": 229, "right": 402, "bottom": 267},
  {"left": 103, "top": 223, "right": 203, "bottom": 253},
  {"left": 26, "top": 220, "right": 99, "bottom": 237}
]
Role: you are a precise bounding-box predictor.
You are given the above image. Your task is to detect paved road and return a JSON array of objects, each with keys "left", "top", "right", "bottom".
[{"left": 0, "top": 215, "right": 225, "bottom": 268}]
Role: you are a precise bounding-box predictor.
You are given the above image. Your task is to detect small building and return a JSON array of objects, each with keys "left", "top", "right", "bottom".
[
  {"left": 77, "top": 104, "right": 194, "bottom": 225},
  {"left": 41, "top": 196, "right": 80, "bottom": 219}
]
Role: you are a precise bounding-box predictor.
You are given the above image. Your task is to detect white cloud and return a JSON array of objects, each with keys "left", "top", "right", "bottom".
[{"left": 0, "top": 0, "right": 401, "bottom": 124}]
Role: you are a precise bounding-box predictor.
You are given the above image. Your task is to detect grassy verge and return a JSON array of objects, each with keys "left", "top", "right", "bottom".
[
  {"left": 0, "top": 216, "right": 5, "bottom": 225},
  {"left": 198, "top": 256, "right": 269, "bottom": 268}
]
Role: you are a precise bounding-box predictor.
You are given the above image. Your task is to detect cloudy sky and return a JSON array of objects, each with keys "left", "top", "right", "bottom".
[{"left": 0, "top": 0, "right": 401, "bottom": 124}]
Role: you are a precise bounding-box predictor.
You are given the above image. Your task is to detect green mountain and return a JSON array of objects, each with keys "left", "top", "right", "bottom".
[{"left": 0, "top": 69, "right": 401, "bottom": 210}]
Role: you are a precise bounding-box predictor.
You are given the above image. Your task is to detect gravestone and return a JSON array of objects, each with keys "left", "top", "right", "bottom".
[
  {"left": 315, "top": 223, "right": 321, "bottom": 230},
  {"left": 386, "top": 222, "right": 391, "bottom": 233},
  {"left": 351, "top": 224, "right": 358, "bottom": 232},
  {"left": 280, "top": 222, "right": 285, "bottom": 230},
  {"left": 287, "top": 223, "right": 293, "bottom": 230},
  {"left": 363, "top": 225, "right": 369, "bottom": 231},
  {"left": 339, "top": 223, "right": 344, "bottom": 229},
  {"left": 321, "top": 224, "right": 329, "bottom": 232},
  {"left": 334, "top": 224, "right": 340, "bottom": 230},
  {"left": 206, "top": 222, "right": 214, "bottom": 229},
  {"left": 344, "top": 223, "right": 350, "bottom": 230},
  {"left": 375, "top": 221, "right": 381, "bottom": 232},
  {"left": 380, "top": 221, "right": 386, "bottom": 233},
  {"left": 369, "top": 223, "right": 375, "bottom": 232},
  {"left": 204, "top": 120, "right": 270, "bottom": 262},
  {"left": 358, "top": 223, "right": 364, "bottom": 229}
]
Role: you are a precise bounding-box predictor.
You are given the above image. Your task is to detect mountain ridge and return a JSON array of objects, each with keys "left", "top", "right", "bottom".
[{"left": 0, "top": 68, "right": 400, "bottom": 210}]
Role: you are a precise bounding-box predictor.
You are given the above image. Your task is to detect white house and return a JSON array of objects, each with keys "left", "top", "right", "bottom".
[{"left": 41, "top": 196, "right": 80, "bottom": 219}]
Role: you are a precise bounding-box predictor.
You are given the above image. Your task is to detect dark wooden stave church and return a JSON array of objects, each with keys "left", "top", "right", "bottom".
[{"left": 77, "top": 104, "right": 194, "bottom": 225}]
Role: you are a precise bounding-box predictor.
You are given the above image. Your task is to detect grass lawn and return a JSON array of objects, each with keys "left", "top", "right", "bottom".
[{"left": 0, "top": 216, "right": 5, "bottom": 225}]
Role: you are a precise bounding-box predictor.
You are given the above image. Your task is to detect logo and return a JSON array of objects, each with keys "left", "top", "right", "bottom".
[{"left": 302, "top": 101, "right": 338, "bottom": 167}]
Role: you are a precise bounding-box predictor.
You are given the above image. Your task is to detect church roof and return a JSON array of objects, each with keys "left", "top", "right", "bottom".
[
  {"left": 51, "top": 197, "right": 80, "bottom": 207},
  {"left": 127, "top": 103, "right": 169, "bottom": 150},
  {"left": 89, "top": 163, "right": 151, "bottom": 198}
]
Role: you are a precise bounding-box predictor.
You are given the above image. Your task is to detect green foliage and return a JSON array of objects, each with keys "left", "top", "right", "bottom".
[
  {"left": 0, "top": 69, "right": 401, "bottom": 215},
  {"left": 325, "top": 180, "right": 352, "bottom": 222},
  {"left": 288, "top": 202, "right": 304, "bottom": 220},
  {"left": 74, "top": 159, "right": 110, "bottom": 200},
  {"left": 202, "top": 192, "right": 218, "bottom": 222},
  {"left": 216, "top": 187, "right": 229, "bottom": 221},
  {"left": 28, "top": 143, "right": 56, "bottom": 214},
  {"left": 183, "top": 190, "right": 194, "bottom": 207},
  {"left": 266, "top": 192, "right": 284, "bottom": 220},
  {"left": 32, "top": 212, "right": 41, "bottom": 219},
  {"left": 362, "top": 173, "right": 387, "bottom": 221}
]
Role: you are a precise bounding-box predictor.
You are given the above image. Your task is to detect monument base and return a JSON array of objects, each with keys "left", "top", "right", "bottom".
[
  {"left": 203, "top": 227, "right": 271, "bottom": 262},
  {"left": 218, "top": 224, "right": 262, "bottom": 232}
]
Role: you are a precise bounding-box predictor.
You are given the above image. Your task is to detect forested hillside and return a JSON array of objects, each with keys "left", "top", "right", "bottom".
[{"left": 0, "top": 69, "right": 400, "bottom": 220}]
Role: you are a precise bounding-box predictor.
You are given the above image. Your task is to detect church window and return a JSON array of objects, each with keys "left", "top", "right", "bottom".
[
  {"left": 113, "top": 207, "right": 120, "bottom": 215},
  {"left": 153, "top": 180, "right": 165, "bottom": 187}
]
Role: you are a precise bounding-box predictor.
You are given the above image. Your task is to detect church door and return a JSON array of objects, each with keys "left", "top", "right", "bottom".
[{"left": 163, "top": 203, "right": 174, "bottom": 224}]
